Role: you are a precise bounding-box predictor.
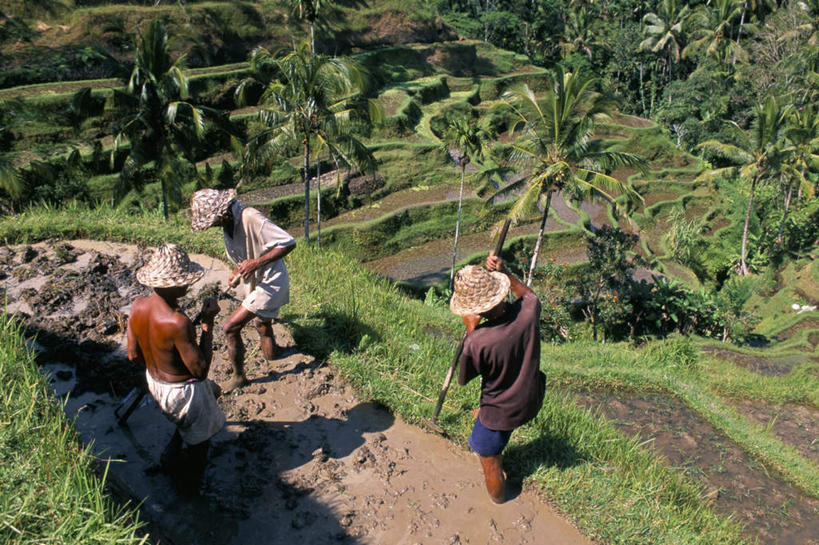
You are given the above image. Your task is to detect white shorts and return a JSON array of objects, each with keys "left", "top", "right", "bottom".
[{"left": 145, "top": 371, "right": 225, "bottom": 445}]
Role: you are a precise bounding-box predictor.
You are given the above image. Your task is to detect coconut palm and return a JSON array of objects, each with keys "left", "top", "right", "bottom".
[
  {"left": 244, "top": 42, "right": 377, "bottom": 244},
  {"left": 442, "top": 117, "right": 495, "bottom": 288},
  {"left": 495, "top": 68, "right": 646, "bottom": 286},
  {"left": 684, "top": 0, "right": 745, "bottom": 67},
  {"left": 112, "top": 20, "right": 216, "bottom": 220},
  {"left": 639, "top": 0, "right": 692, "bottom": 83},
  {"left": 289, "top": 0, "right": 322, "bottom": 55},
  {"left": 780, "top": 104, "right": 819, "bottom": 248},
  {"left": 0, "top": 106, "right": 20, "bottom": 207},
  {"left": 559, "top": 8, "right": 605, "bottom": 60},
  {"left": 697, "top": 97, "right": 791, "bottom": 275}
]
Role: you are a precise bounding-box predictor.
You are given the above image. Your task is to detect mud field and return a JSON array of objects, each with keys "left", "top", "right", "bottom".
[
  {"left": 1, "top": 240, "right": 590, "bottom": 545},
  {"left": 568, "top": 390, "right": 819, "bottom": 545}
]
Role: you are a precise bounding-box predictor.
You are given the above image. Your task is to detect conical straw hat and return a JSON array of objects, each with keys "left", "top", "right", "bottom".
[
  {"left": 449, "top": 265, "right": 510, "bottom": 316},
  {"left": 136, "top": 243, "right": 205, "bottom": 288},
  {"left": 190, "top": 188, "right": 237, "bottom": 231}
]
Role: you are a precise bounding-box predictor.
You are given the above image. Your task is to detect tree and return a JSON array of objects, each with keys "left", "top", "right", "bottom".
[
  {"left": 780, "top": 104, "right": 819, "bottom": 248},
  {"left": 244, "top": 42, "right": 376, "bottom": 244},
  {"left": 684, "top": 0, "right": 746, "bottom": 67},
  {"left": 288, "top": 0, "right": 322, "bottom": 55},
  {"left": 559, "top": 7, "right": 605, "bottom": 60},
  {"left": 442, "top": 117, "right": 494, "bottom": 288},
  {"left": 697, "top": 97, "right": 790, "bottom": 275},
  {"left": 495, "top": 68, "right": 646, "bottom": 286},
  {"left": 639, "top": 0, "right": 692, "bottom": 84},
  {"left": 0, "top": 104, "right": 21, "bottom": 209},
  {"left": 111, "top": 20, "right": 215, "bottom": 220}
]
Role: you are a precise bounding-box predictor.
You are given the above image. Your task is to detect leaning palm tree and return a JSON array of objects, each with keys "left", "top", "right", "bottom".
[
  {"left": 639, "top": 0, "right": 692, "bottom": 84},
  {"left": 244, "top": 42, "right": 377, "bottom": 244},
  {"left": 442, "top": 117, "right": 494, "bottom": 288},
  {"left": 495, "top": 68, "right": 646, "bottom": 286},
  {"left": 697, "top": 97, "right": 790, "bottom": 275},
  {"left": 112, "top": 20, "right": 215, "bottom": 220}
]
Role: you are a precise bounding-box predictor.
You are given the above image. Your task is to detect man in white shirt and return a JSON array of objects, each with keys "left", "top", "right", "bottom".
[{"left": 190, "top": 189, "right": 297, "bottom": 390}]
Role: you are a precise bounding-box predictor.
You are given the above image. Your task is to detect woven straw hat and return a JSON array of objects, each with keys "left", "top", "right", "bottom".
[
  {"left": 136, "top": 243, "right": 205, "bottom": 288},
  {"left": 449, "top": 265, "right": 510, "bottom": 316},
  {"left": 190, "top": 188, "right": 237, "bottom": 231}
]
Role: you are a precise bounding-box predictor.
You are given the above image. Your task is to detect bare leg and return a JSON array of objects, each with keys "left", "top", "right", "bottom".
[
  {"left": 222, "top": 306, "right": 256, "bottom": 390},
  {"left": 479, "top": 454, "right": 506, "bottom": 504},
  {"left": 254, "top": 318, "right": 277, "bottom": 360}
]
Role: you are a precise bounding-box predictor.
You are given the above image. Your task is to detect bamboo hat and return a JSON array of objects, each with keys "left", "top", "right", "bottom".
[
  {"left": 136, "top": 243, "right": 205, "bottom": 288},
  {"left": 190, "top": 188, "right": 237, "bottom": 231},
  {"left": 449, "top": 265, "right": 510, "bottom": 316}
]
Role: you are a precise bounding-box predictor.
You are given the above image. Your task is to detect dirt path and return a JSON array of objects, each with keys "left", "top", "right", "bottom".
[{"left": 1, "top": 240, "right": 591, "bottom": 545}]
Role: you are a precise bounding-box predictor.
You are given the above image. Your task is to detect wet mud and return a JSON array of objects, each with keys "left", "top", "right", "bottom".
[
  {"left": 568, "top": 390, "right": 819, "bottom": 545},
  {"left": 703, "top": 346, "right": 815, "bottom": 376},
  {"left": 730, "top": 400, "right": 819, "bottom": 466},
  {"left": 2, "top": 240, "right": 591, "bottom": 545}
]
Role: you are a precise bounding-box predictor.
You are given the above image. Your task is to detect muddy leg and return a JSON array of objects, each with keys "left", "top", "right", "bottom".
[
  {"left": 173, "top": 440, "right": 210, "bottom": 495},
  {"left": 223, "top": 306, "right": 255, "bottom": 390},
  {"left": 160, "top": 429, "right": 184, "bottom": 473},
  {"left": 479, "top": 454, "right": 506, "bottom": 504},
  {"left": 254, "top": 318, "right": 277, "bottom": 360}
]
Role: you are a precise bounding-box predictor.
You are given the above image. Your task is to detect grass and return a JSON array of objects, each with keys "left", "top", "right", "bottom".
[
  {"left": 0, "top": 314, "right": 147, "bottom": 544},
  {"left": 6, "top": 206, "right": 819, "bottom": 544}
]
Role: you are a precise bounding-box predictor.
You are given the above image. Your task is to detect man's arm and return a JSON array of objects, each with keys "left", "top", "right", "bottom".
[
  {"left": 486, "top": 252, "right": 533, "bottom": 300},
  {"left": 232, "top": 242, "right": 296, "bottom": 281},
  {"left": 126, "top": 302, "right": 145, "bottom": 366},
  {"left": 173, "top": 298, "right": 219, "bottom": 379}
]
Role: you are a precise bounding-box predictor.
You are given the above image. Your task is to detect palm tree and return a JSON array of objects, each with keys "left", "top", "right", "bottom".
[
  {"left": 244, "top": 42, "right": 376, "bottom": 244},
  {"left": 559, "top": 8, "right": 605, "bottom": 60},
  {"left": 780, "top": 104, "right": 819, "bottom": 248},
  {"left": 112, "top": 20, "right": 214, "bottom": 220},
  {"left": 639, "top": 0, "right": 692, "bottom": 84},
  {"left": 288, "top": 0, "right": 322, "bottom": 55},
  {"left": 442, "top": 117, "right": 494, "bottom": 288},
  {"left": 697, "top": 97, "right": 790, "bottom": 275},
  {"left": 0, "top": 105, "right": 21, "bottom": 209},
  {"left": 495, "top": 68, "right": 646, "bottom": 286},
  {"left": 684, "top": 0, "right": 745, "bottom": 67}
]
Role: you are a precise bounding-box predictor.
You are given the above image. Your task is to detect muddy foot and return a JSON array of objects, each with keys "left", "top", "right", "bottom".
[{"left": 226, "top": 375, "right": 249, "bottom": 392}]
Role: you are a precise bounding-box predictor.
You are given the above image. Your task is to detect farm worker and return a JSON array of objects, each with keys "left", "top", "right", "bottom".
[
  {"left": 190, "top": 188, "right": 296, "bottom": 390},
  {"left": 126, "top": 243, "right": 225, "bottom": 490},
  {"left": 449, "top": 253, "right": 546, "bottom": 503}
]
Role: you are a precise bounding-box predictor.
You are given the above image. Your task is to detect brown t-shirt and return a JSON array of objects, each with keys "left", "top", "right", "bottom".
[{"left": 458, "top": 291, "right": 546, "bottom": 431}]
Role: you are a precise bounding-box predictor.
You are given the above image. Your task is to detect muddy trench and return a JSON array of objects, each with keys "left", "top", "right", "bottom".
[
  {"left": 1, "top": 240, "right": 590, "bottom": 545},
  {"left": 567, "top": 390, "right": 819, "bottom": 545}
]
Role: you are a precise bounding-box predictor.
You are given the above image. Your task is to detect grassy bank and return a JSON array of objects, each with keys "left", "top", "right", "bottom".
[
  {"left": 0, "top": 314, "right": 146, "bottom": 544},
  {"left": 0, "top": 205, "right": 782, "bottom": 544}
]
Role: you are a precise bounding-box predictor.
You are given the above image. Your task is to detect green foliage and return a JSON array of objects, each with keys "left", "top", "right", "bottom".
[
  {"left": 664, "top": 207, "right": 706, "bottom": 268},
  {"left": 0, "top": 314, "right": 146, "bottom": 544}
]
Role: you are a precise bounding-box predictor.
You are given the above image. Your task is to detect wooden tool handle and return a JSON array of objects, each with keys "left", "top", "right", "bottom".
[{"left": 493, "top": 218, "right": 512, "bottom": 256}]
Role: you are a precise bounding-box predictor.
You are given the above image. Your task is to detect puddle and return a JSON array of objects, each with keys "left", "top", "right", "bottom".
[
  {"left": 730, "top": 400, "right": 819, "bottom": 465},
  {"left": 703, "top": 347, "right": 813, "bottom": 376},
  {"left": 567, "top": 390, "right": 819, "bottom": 545}
]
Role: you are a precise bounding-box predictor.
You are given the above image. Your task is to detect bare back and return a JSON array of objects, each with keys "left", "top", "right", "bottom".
[{"left": 127, "top": 293, "right": 207, "bottom": 382}]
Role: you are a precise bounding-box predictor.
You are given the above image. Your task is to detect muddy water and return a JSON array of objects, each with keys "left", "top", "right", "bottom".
[
  {"left": 2, "top": 240, "right": 591, "bottom": 545},
  {"left": 568, "top": 390, "right": 819, "bottom": 545}
]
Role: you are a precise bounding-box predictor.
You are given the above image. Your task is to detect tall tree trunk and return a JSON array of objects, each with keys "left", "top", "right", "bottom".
[
  {"left": 303, "top": 140, "right": 311, "bottom": 243},
  {"left": 526, "top": 190, "right": 553, "bottom": 286},
  {"left": 777, "top": 176, "right": 796, "bottom": 249},
  {"left": 639, "top": 63, "right": 646, "bottom": 114},
  {"left": 310, "top": 22, "right": 316, "bottom": 56},
  {"left": 739, "top": 175, "right": 759, "bottom": 276},
  {"left": 316, "top": 152, "right": 322, "bottom": 249},
  {"left": 450, "top": 164, "right": 467, "bottom": 290},
  {"left": 733, "top": 2, "right": 748, "bottom": 66}
]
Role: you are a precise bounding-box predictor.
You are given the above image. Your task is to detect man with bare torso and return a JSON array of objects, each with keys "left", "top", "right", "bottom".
[{"left": 126, "top": 243, "right": 225, "bottom": 489}]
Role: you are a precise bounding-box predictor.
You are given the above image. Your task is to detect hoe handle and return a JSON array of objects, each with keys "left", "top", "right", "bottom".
[{"left": 493, "top": 219, "right": 512, "bottom": 257}]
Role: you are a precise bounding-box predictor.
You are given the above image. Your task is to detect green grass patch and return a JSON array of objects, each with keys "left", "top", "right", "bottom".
[{"left": 0, "top": 314, "right": 147, "bottom": 544}]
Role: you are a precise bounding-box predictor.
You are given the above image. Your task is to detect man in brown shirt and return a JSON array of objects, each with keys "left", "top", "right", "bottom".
[
  {"left": 126, "top": 243, "right": 225, "bottom": 490},
  {"left": 450, "top": 253, "right": 546, "bottom": 503}
]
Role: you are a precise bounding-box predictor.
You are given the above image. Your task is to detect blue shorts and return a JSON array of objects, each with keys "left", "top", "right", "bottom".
[{"left": 468, "top": 417, "right": 512, "bottom": 456}]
